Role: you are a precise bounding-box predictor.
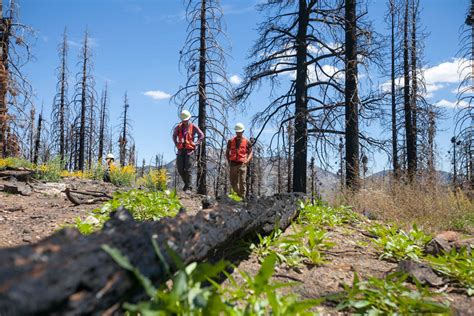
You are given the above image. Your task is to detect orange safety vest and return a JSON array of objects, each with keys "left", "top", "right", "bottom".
[
  {"left": 177, "top": 123, "right": 196, "bottom": 150},
  {"left": 229, "top": 136, "right": 248, "bottom": 163}
]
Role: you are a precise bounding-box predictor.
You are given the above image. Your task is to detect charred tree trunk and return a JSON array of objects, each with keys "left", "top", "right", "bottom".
[
  {"left": 120, "top": 93, "right": 129, "bottom": 167},
  {"left": 0, "top": 2, "right": 10, "bottom": 158},
  {"left": 287, "top": 120, "right": 293, "bottom": 193},
  {"left": 403, "top": 0, "right": 415, "bottom": 181},
  {"left": 87, "top": 94, "right": 95, "bottom": 168},
  {"left": 98, "top": 83, "right": 108, "bottom": 163},
  {"left": 33, "top": 112, "right": 42, "bottom": 165},
  {"left": 28, "top": 106, "right": 35, "bottom": 162},
  {"left": 344, "top": 0, "right": 360, "bottom": 190},
  {"left": 410, "top": 0, "right": 418, "bottom": 173},
  {"left": 0, "top": 194, "right": 303, "bottom": 315},
  {"left": 292, "top": 0, "right": 309, "bottom": 193},
  {"left": 78, "top": 33, "right": 89, "bottom": 171},
  {"left": 59, "top": 30, "right": 68, "bottom": 166},
  {"left": 196, "top": 0, "right": 208, "bottom": 195},
  {"left": 390, "top": 0, "right": 399, "bottom": 178}
]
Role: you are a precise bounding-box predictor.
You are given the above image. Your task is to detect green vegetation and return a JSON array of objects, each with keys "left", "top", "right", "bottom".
[
  {"left": 426, "top": 249, "right": 474, "bottom": 296},
  {"left": 369, "top": 223, "right": 432, "bottom": 261},
  {"left": 332, "top": 273, "right": 450, "bottom": 315},
  {"left": 75, "top": 189, "right": 181, "bottom": 234},
  {"left": 137, "top": 169, "right": 168, "bottom": 191},
  {"left": 103, "top": 244, "right": 321, "bottom": 315},
  {"left": 298, "top": 201, "right": 361, "bottom": 228},
  {"left": 228, "top": 190, "right": 243, "bottom": 202},
  {"left": 274, "top": 225, "right": 334, "bottom": 267}
]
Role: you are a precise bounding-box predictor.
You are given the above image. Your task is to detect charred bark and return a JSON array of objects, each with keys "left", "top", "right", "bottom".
[
  {"left": 197, "top": 0, "right": 208, "bottom": 195},
  {"left": 292, "top": 0, "right": 309, "bottom": 193},
  {"left": 403, "top": 0, "right": 415, "bottom": 181},
  {"left": 345, "top": 0, "right": 360, "bottom": 190},
  {"left": 390, "top": 0, "right": 399, "bottom": 177}
]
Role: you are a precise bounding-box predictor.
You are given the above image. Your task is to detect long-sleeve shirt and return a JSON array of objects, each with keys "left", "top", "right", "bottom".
[{"left": 173, "top": 122, "right": 204, "bottom": 155}]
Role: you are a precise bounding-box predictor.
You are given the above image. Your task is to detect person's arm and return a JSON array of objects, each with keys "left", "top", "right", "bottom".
[
  {"left": 172, "top": 126, "right": 179, "bottom": 147},
  {"left": 194, "top": 124, "right": 204, "bottom": 146}
]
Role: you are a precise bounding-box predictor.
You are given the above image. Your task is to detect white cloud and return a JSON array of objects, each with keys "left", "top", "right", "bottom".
[
  {"left": 424, "top": 58, "right": 466, "bottom": 85},
  {"left": 435, "top": 99, "right": 469, "bottom": 109},
  {"left": 229, "top": 74, "right": 242, "bottom": 85},
  {"left": 144, "top": 90, "right": 171, "bottom": 101}
]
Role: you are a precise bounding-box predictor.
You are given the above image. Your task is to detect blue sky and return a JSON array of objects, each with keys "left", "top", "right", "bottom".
[{"left": 18, "top": 0, "right": 469, "bottom": 173}]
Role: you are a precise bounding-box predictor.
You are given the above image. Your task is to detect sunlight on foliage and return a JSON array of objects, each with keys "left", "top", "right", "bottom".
[
  {"left": 75, "top": 189, "right": 181, "bottom": 234},
  {"left": 103, "top": 244, "right": 321, "bottom": 315},
  {"left": 137, "top": 168, "right": 168, "bottom": 191},
  {"left": 369, "top": 223, "right": 432, "bottom": 261},
  {"left": 332, "top": 272, "right": 450, "bottom": 315},
  {"left": 110, "top": 165, "right": 136, "bottom": 186},
  {"left": 0, "top": 157, "right": 33, "bottom": 170},
  {"left": 426, "top": 248, "right": 474, "bottom": 296},
  {"left": 34, "top": 157, "right": 62, "bottom": 182},
  {"left": 299, "top": 201, "right": 361, "bottom": 228},
  {"left": 228, "top": 190, "right": 243, "bottom": 202}
]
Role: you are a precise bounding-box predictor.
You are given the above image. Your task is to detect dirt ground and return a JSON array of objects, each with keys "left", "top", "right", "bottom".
[{"left": 0, "top": 178, "right": 117, "bottom": 248}]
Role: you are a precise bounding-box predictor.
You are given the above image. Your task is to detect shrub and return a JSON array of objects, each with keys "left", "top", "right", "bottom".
[
  {"left": 34, "top": 157, "right": 62, "bottom": 182},
  {"left": 137, "top": 168, "right": 168, "bottom": 191},
  {"left": 110, "top": 164, "right": 136, "bottom": 186},
  {"left": 0, "top": 157, "right": 33, "bottom": 170},
  {"left": 75, "top": 189, "right": 182, "bottom": 234}
]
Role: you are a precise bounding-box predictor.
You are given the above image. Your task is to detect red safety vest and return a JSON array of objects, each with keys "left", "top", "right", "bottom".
[
  {"left": 229, "top": 136, "right": 248, "bottom": 163},
  {"left": 176, "top": 123, "right": 195, "bottom": 150}
]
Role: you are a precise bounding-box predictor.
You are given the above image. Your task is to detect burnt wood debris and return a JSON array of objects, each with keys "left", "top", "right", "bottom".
[{"left": 0, "top": 193, "right": 303, "bottom": 315}]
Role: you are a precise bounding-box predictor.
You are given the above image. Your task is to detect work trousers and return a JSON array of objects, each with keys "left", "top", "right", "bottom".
[
  {"left": 229, "top": 161, "right": 247, "bottom": 198},
  {"left": 177, "top": 152, "right": 193, "bottom": 190}
]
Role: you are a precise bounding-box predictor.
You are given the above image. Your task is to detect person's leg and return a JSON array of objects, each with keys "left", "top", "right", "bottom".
[
  {"left": 238, "top": 164, "right": 247, "bottom": 198},
  {"left": 176, "top": 154, "right": 186, "bottom": 189},
  {"left": 183, "top": 153, "right": 193, "bottom": 191},
  {"left": 229, "top": 162, "right": 239, "bottom": 195}
]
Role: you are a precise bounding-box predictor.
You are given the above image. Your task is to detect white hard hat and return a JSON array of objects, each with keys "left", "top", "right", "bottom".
[
  {"left": 106, "top": 153, "right": 115, "bottom": 160},
  {"left": 235, "top": 123, "right": 245, "bottom": 132},
  {"left": 180, "top": 110, "right": 191, "bottom": 121}
]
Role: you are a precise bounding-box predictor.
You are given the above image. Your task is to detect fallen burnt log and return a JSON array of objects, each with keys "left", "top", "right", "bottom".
[
  {"left": 0, "top": 193, "right": 303, "bottom": 315},
  {"left": 65, "top": 187, "right": 113, "bottom": 205}
]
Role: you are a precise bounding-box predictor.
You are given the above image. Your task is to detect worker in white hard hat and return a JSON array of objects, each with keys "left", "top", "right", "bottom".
[
  {"left": 226, "top": 123, "right": 252, "bottom": 199},
  {"left": 172, "top": 110, "right": 204, "bottom": 192},
  {"left": 103, "top": 153, "right": 115, "bottom": 183}
]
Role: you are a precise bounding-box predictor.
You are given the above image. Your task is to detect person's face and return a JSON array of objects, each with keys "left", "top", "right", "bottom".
[
  {"left": 236, "top": 131, "right": 243, "bottom": 138},
  {"left": 182, "top": 119, "right": 189, "bottom": 125},
  {"left": 106, "top": 158, "right": 112, "bottom": 164}
]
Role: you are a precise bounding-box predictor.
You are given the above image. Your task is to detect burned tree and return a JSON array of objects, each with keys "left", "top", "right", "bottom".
[
  {"left": 51, "top": 29, "right": 69, "bottom": 167},
  {"left": 97, "top": 83, "right": 109, "bottom": 163},
  {"left": 455, "top": 1, "right": 474, "bottom": 188},
  {"left": 173, "top": 0, "right": 233, "bottom": 195},
  {"left": 402, "top": 0, "right": 416, "bottom": 180},
  {"left": 0, "top": 0, "right": 33, "bottom": 158},
  {"left": 344, "top": 0, "right": 360, "bottom": 189},
  {"left": 71, "top": 30, "right": 96, "bottom": 171},
  {"left": 32, "top": 111, "right": 42, "bottom": 165},
  {"left": 118, "top": 92, "right": 132, "bottom": 167}
]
